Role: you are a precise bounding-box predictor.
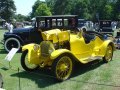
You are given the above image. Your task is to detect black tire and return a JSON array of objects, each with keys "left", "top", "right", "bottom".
[
  {"left": 103, "top": 44, "right": 113, "bottom": 63},
  {"left": 4, "top": 38, "right": 21, "bottom": 52},
  {"left": 21, "top": 50, "right": 39, "bottom": 71},
  {"left": 51, "top": 54, "right": 74, "bottom": 81}
]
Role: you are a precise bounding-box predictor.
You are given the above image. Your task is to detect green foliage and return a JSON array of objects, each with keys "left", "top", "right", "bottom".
[
  {"left": 14, "top": 14, "right": 31, "bottom": 22},
  {"left": 31, "top": 0, "right": 45, "bottom": 18},
  {"left": 102, "top": 4, "right": 114, "bottom": 19},
  {"left": 35, "top": 3, "right": 52, "bottom": 16},
  {"left": 45, "top": 0, "right": 120, "bottom": 20},
  {"left": 0, "top": 0, "right": 16, "bottom": 21},
  {"left": 114, "top": 0, "right": 120, "bottom": 20},
  {"left": 53, "top": 0, "right": 73, "bottom": 15},
  {"left": 45, "top": 0, "right": 56, "bottom": 14},
  {"left": 14, "top": 14, "right": 25, "bottom": 22},
  {"left": 71, "top": 0, "right": 91, "bottom": 19}
]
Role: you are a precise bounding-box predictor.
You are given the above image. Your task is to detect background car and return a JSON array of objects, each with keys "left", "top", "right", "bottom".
[{"left": 3, "top": 15, "right": 80, "bottom": 52}]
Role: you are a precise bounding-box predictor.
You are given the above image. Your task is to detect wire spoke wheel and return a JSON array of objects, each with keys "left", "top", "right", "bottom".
[
  {"left": 103, "top": 45, "right": 113, "bottom": 62},
  {"left": 52, "top": 54, "right": 73, "bottom": 81}
]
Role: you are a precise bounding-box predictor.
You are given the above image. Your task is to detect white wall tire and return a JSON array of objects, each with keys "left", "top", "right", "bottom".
[{"left": 4, "top": 38, "right": 21, "bottom": 52}]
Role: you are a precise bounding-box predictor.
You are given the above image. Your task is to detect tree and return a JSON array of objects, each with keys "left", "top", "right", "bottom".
[
  {"left": 71, "top": 0, "right": 91, "bottom": 19},
  {"left": 31, "top": 0, "right": 44, "bottom": 18},
  {"left": 35, "top": 3, "right": 52, "bottom": 16},
  {"left": 102, "top": 4, "right": 114, "bottom": 19},
  {"left": 14, "top": 14, "right": 26, "bottom": 22},
  {"left": 45, "top": 0, "right": 56, "bottom": 14},
  {"left": 0, "top": 0, "right": 16, "bottom": 21},
  {"left": 114, "top": 0, "right": 120, "bottom": 20},
  {"left": 53, "top": 0, "right": 73, "bottom": 15},
  {"left": 44, "top": 0, "right": 119, "bottom": 20}
]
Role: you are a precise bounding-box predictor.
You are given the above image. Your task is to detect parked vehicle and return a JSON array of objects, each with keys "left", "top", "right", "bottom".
[
  {"left": 99, "top": 20, "right": 114, "bottom": 35},
  {"left": 3, "top": 15, "right": 79, "bottom": 52},
  {"left": 78, "top": 19, "right": 94, "bottom": 31},
  {"left": 21, "top": 28, "right": 115, "bottom": 81}
]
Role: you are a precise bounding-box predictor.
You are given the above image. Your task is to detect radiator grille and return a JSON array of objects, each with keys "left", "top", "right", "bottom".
[{"left": 40, "top": 41, "right": 54, "bottom": 57}]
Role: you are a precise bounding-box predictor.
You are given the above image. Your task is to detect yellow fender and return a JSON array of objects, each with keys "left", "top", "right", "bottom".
[
  {"left": 22, "top": 43, "right": 35, "bottom": 51},
  {"left": 22, "top": 43, "right": 41, "bottom": 64},
  {"left": 50, "top": 49, "right": 74, "bottom": 60},
  {"left": 100, "top": 40, "right": 115, "bottom": 56}
]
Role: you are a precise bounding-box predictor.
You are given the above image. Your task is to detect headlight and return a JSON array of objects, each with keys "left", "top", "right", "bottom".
[{"left": 33, "top": 44, "right": 40, "bottom": 51}]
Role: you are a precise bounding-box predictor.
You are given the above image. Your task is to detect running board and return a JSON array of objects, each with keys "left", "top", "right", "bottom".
[{"left": 81, "top": 56, "right": 102, "bottom": 63}]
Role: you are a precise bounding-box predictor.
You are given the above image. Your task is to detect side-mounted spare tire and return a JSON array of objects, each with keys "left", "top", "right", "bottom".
[{"left": 4, "top": 38, "right": 21, "bottom": 52}]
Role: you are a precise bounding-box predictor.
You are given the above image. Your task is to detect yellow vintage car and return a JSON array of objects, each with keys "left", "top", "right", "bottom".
[{"left": 21, "top": 28, "right": 115, "bottom": 81}]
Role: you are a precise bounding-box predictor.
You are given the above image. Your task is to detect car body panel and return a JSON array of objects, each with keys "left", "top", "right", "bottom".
[
  {"left": 22, "top": 43, "right": 41, "bottom": 64},
  {"left": 21, "top": 29, "right": 115, "bottom": 65}
]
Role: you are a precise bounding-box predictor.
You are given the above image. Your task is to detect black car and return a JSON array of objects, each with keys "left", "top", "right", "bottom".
[
  {"left": 99, "top": 20, "right": 113, "bottom": 35},
  {"left": 4, "top": 15, "right": 79, "bottom": 52}
]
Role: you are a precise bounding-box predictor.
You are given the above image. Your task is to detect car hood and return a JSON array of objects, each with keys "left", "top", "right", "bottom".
[{"left": 12, "top": 27, "right": 33, "bottom": 33}]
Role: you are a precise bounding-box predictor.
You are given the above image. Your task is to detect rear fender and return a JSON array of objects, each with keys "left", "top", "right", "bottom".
[
  {"left": 22, "top": 44, "right": 41, "bottom": 64},
  {"left": 100, "top": 40, "right": 115, "bottom": 56}
]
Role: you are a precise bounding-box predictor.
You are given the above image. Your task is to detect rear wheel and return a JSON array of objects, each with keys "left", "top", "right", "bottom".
[
  {"left": 21, "top": 50, "right": 39, "bottom": 71},
  {"left": 103, "top": 44, "right": 113, "bottom": 63},
  {"left": 52, "top": 54, "right": 74, "bottom": 81},
  {"left": 4, "top": 38, "right": 21, "bottom": 52}
]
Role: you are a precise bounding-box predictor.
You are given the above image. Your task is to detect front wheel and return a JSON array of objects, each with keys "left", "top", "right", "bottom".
[
  {"left": 52, "top": 54, "right": 74, "bottom": 81},
  {"left": 103, "top": 44, "right": 113, "bottom": 63},
  {"left": 4, "top": 38, "right": 21, "bottom": 52},
  {"left": 21, "top": 50, "right": 39, "bottom": 71}
]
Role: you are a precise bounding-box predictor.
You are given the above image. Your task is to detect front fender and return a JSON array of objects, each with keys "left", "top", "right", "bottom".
[
  {"left": 50, "top": 49, "right": 73, "bottom": 60},
  {"left": 4, "top": 33, "right": 24, "bottom": 44},
  {"left": 22, "top": 43, "right": 35, "bottom": 51},
  {"left": 22, "top": 43, "right": 41, "bottom": 64}
]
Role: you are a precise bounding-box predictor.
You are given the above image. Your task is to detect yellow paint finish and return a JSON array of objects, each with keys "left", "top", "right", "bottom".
[
  {"left": 70, "top": 35, "right": 92, "bottom": 59},
  {"left": 22, "top": 30, "right": 115, "bottom": 66},
  {"left": 50, "top": 49, "right": 73, "bottom": 60},
  {"left": 22, "top": 44, "right": 41, "bottom": 64},
  {"left": 99, "top": 40, "right": 114, "bottom": 56},
  {"left": 42, "top": 29, "right": 61, "bottom": 43}
]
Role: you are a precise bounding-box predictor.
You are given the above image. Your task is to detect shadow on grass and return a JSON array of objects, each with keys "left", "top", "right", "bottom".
[
  {"left": 10, "top": 60, "right": 105, "bottom": 88},
  {"left": 10, "top": 69, "right": 57, "bottom": 88},
  {"left": 72, "top": 60, "right": 104, "bottom": 78},
  {"left": 0, "top": 48, "right": 7, "bottom": 54}
]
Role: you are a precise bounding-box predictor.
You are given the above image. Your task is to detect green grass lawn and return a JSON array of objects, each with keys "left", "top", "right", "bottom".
[{"left": 0, "top": 29, "right": 120, "bottom": 90}]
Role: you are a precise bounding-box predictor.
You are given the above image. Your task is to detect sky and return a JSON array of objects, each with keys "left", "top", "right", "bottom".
[{"left": 14, "top": 0, "right": 45, "bottom": 15}]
